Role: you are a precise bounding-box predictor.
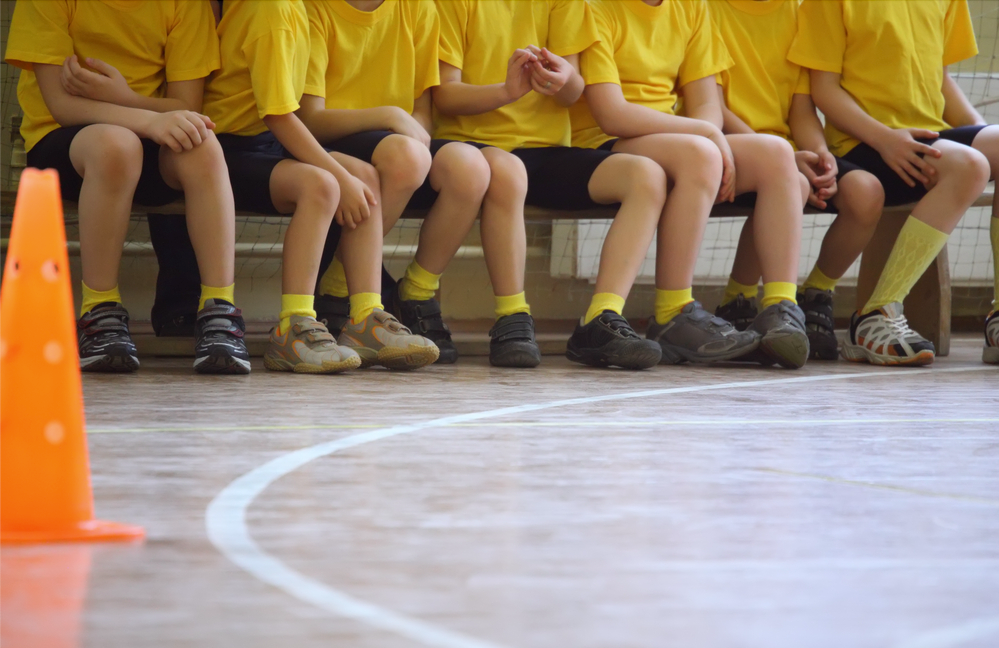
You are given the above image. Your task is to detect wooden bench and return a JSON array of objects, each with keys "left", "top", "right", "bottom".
[{"left": 1, "top": 188, "right": 993, "bottom": 356}]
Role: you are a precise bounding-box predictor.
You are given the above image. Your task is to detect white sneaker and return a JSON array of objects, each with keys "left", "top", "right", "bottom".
[
  {"left": 984, "top": 311, "right": 999, "bottom": 365},
  {"left": 841, "top": 302, "right": 935, "bottom": 366}
]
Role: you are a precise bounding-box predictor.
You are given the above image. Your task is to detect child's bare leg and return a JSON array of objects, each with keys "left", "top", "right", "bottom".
[
  {"left": 370, "top": 134, "right": 432, "bottom": 233},
  {"left": 968, "top": 126, "right": 999, "bottom": 317},
  {"left": 68, "top": 125, "right": 143, "bottom": 293},
  {"left": 479, "top": 148, "right": 529, "bottom": 298},
  {"left": 819, "top": 171, "right": 885, "bottom": 280}
]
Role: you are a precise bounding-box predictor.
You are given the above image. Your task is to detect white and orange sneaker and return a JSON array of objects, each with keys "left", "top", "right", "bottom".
[
  {"left": 841, "top": 302, "right": 934, "bottom": 366},
  {"left": 264, "top": 315, "right": 360, "bottom": 374},
  {"left": 338, "top": 309, "right": 439, "bottom": 370},
  {"left": 984, "top": 311, "right": 999, "bottom": 365}
]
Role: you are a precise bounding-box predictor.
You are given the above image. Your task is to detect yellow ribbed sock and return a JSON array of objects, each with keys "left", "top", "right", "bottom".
[
  {"left": 991, "top": 216, "right": 998, "bottom": 309},
  {"left": 399, "top": 261, "right": 441, "bottom": 302},
  {"left": 81, "top": 282, "right": 122, "bottom": 316},
  {"left": 722, "top": 277, "right": 759, "bottom": 305},
  {"left": 584, "top": 292, "right": 625, "bottom": 324},
  {"left": 655, "top": 287, "right": 694, "bottom": 325},
  {"left": 761, "top": 282, "right": 798, "bottom": 309},
  {"left": 862, "top": 216, "right": 949, "bottom": 315},
  {"left": 802, "top": 265, "right": 839, "bottom": 293},
  {"left": 318, "top": 257, "right": 350, "bottom": 298},
  {"left": 199, "top": 283, "right": 235, "bottom": 311},
  {"left": 495, "top": 292, "right": 531, "bottom": 319},
  {"left": 279, "top": 294, "right": 316, "bottom": 335},
  {"left": 349, "top": 292, "right": 383, "bottom": 323}
]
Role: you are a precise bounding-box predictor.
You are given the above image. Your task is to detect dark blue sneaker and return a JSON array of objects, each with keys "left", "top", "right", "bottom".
[
  {"left": 194, "top": 299, "right": 251, "bottom": 374},
  {"left": 77, "top": 302, "right": 140, "bottom": 373},
  {"left": 566, "top": 311, "right": 661, "bottom": 370}
]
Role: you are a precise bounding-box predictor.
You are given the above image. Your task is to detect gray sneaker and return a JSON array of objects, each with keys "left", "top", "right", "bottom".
[
  {"left": 750, "top": 300, "right": 810, "bottom": 369},
  {"left": 264, "top": 315, "right": 361, "bottom": 374},
  {"left": 647, "top": 301, "right": 760, "bottom": 364},
  {"left": 338, "top": 308, "right": 440, "bottom": 370}
]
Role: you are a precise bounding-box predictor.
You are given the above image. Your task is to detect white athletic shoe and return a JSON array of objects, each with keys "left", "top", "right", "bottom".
[
  {"left": 984, "top": 311, "right": 999, "bottom": 365},
  {"left": 841, "top": 302, "right": 935, "bottom": 367}
]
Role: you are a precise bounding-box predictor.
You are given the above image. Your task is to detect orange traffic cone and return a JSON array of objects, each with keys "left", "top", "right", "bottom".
[{"left": 0, "top": 168, "right": 144, "bottom": 543}]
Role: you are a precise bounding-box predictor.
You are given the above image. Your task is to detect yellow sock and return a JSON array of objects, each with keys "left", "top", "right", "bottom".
[
  {"left": 279, "top": 294, "right": 316, "bottom": 335},
  {"left": 761, "top": 282, "right": 797, "bottom": 309},
  {"left": 81, "top": 282, "right": 121, "bottom": 316},
  {"left": 198, "top": 283, "right": 235, "bottom": 311},
  {"left": 802, "top": 266, "right": 839, "bottom": 293},
  {"left": 722, "top": 277, "right": 759, "bottom": 305},
  {"left": 584, "top": 292, "right": 625, "bottom": 324},
  {"left": 655, "top": 288, "right": 694, "bottom": 325},
  {"left": 495, "top": 292, "right": 531, "bottom": 319},
  {"left": 349, "top": 292, "right": 383, "bottom": 323},
  {"left": 862, "top": 216, "right": 949, "bottom": 315},
  {"left": 991, "top": 216, "right": 998, "bottom": 310},
  {"left": 399, "top": 261, "right": 441, "bottom": 302},
  {"left": 318, "top": 257, "right": 350, "bottom": 298}
]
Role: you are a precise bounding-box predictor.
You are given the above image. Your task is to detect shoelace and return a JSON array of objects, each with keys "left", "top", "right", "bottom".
[{"left": 883, "top": 313, "right": 918, "bottom": 341}]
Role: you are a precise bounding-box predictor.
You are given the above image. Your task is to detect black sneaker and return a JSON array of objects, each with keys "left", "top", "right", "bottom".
[
  {"left": 194, "top": 299, "right": 251, "bottom": 374},
  {"left": 566, "top": 311, "right": 661, "bottom": 370},
  {"left": 798, "top": 287, "right": 838, "bottom": 360},
  {"left": 714, "top": 294, "right": 758, "bottom": 332},
  {"left": 77, "top": 302, "right": 140, "bottom": 373},
  {"left": 315, "top": 294, "right": 351, "bottom": 339},
  {"left": 646, "top": 301, "right": 760, "bottom": 365},
  {"left": 489, "top": 312, "right": 541, "bottom": 368},
  {"left": 152, "top": 310, "right": 197, "bottom": 337},
  {"left": 749, "top": 300, "right": 810, "bottom": 369},
  {"left": 392, "top": 292, "right": 458, "bottom": 364}
]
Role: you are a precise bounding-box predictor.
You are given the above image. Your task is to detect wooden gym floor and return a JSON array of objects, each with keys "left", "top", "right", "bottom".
[{"left": 2, "top": 336, "right": 998, "bottom": 648}]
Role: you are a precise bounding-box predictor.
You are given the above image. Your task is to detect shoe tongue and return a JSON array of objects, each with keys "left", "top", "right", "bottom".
[
  {"left": 881, "top": 302, "right": 904, "bottom": 319},
  {"left": 203, "top": 298, "right": 234, "bottom": 309}
]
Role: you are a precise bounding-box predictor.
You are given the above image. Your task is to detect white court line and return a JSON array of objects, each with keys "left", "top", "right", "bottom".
[
  {"left": 205, "top": 366, "right": 996, "bottom": 648},
  {"left": 897, "top": 616, "right": 999, "bottom": 648}
]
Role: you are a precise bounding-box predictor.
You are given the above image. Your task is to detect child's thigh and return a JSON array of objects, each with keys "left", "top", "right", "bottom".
[
  {"left": 268, "top": 159, "right": 339, "bottom": 215},
  {"left": 966, "top": 124, "right": 999, "bottom": 178},
  {"left": 612, "top": 133, "right": 721, "bottom": 179}
]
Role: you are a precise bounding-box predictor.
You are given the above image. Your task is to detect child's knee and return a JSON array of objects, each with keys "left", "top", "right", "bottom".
[
  {"left": 945, "top": 146, "right": 992, "bottom": 193},
  {"left": 87, "top": 127, "right": 144, "bottom": 179},
  {"left": 434, "top": 143, "right": 491, "bottom": 202},
  {"left": 678, "top": 137, "right": 723, "bottom": 189},
  {"left": 372, "top": 135, "right": 432, "bottom": 192},
  {"left": 485, "top": 152, "right": 528, "bottom": 202},
  {"left": 298, "top": 167, "right": 341, "bottom": 220},
  {"left": 838, "top": 171, "right": 885, "bottom": 227},
  {"left": 621, "top": 156, "right": 667, "bottom": 204}
]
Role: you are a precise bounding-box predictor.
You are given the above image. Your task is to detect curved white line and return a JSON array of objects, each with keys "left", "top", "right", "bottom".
[{"left": 206, "top": 367, "right": 995, "bottom": 648}]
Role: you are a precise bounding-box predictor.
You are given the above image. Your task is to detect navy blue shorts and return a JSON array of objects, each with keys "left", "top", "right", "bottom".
[
  {"left": 511, "top": 146, "right": 618, "bottom": 210},
  {"left": 216, "top": 131, "right": 296, "bottom": 215}
]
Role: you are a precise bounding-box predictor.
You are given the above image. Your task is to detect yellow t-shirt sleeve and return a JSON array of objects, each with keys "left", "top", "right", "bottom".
[
  {"left": 4, "top": 0, "right": 74, "bottom": 71},
  {"left": 548, "top": 0, "right": 599, "bottom": 57},
  {"left": 245, "top": 30, "right": 304, "bottom": 119},
  {"left": 165, "top": 0, "right": 220, "bottom": 82},
  {"left": 580, "top": 8, "right": 619, "bottom": 86},
  {"left": 436, "top": 0, "right": 466, "bottom": 70},
  {"left": 304, "top": 7, "right": 329, "bottom": 97},
  {"left": 788, "top": 0, "right": 846, "bottom": 74},
  {"left": 943, "top": 0, "right": 978, "bottom": 66},
  {"left": 793, "top": 67, "right": 811, "bottom": 95},
  {"left": 414, "top": 1, "right": 441, "bottom": 96},
  {"left": 677, "top": 0, "right": 733, "bottom": 87}
]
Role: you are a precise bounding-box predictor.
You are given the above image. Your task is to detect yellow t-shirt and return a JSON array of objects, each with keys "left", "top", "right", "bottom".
[
  {"left": 571, "top": 0, "right": 732, "bottom": 150},
  {"left": 4, "top": 0, "right": 220, "bottom": 151},
  {"left": 304, "top": 0, "right": 440, "bottom": 115},
  {"left": 712, "top": 0, "right": 809, "bottom": 146},
  {"left": 435, "top": 0, "right": 599, "bottom": 151},
  {"left": 788, "top": 0, "right": 979, "bottom": 157},
  {"left": 203, "top": 0, "right": 310, "bottom": 137}
]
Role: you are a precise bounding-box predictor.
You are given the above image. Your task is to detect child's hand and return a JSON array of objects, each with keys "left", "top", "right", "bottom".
[
  {"left": 873, "top": 128, "right": 941, "bottom": 188},
  {"left": 146, "top": 111, "right": 214, "bottom": 153},
  {"left": 61, "top": 55, "right": 135, "bottom": 106},
  {"left": 526, "top": 46, "right": 571, "bottom": 96},
  {"left": 706, "top": 129, "right": 737, "bottom": 203},
  {"left": 335, "top": 174, "right": 377, "bottom": 229},
  {"left": 504, "top": 49, "right": 537, "bottom": 103},
  {"left": 795, "top": 150, "right": 838, "bottom": 209},
  {"left": 384, "top": 107, "right": 431, "bottom": 147}
]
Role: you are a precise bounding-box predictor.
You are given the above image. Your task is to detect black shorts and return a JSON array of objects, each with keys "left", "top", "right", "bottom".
[
  {"left": 26, "top": 124, "right": 182, "bottom": 206},
  {"left": 732, "top": 155, "right": 867, "bottom": 213},
  {"left": 842, "top": 124, "right": 992, "bottom": 207},
  {"left": 598, "top": 138, "right": 618, "bottom": 152},
  {"left": 324, "top": 131, "right": 491, "bottom": 210},
  {"left": 216, "top": 131, "right": 296, "bottom": 215},
  {"left": 511, "top": 146, "right": 617, "bottom": 210}
]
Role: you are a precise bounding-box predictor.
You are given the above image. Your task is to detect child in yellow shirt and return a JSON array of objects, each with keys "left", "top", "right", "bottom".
[
  {"left": 204, "top": 0, "right": 439, "bottom": 372},
  {"left": 4, "top": 0, "right": 249, "bottom": 374},
  {"left": 710, "top": 0, "right": 885, "bottom": 362},
  {"left": 575, "top": 0, "right": 809, "bottom": 369},
  {"left": 433, "top": 0, "right": 667, "bottom": 370},
  {"left": 791, "top": 0, "right": 996, "bottom": 365},
  {"left": 297, "top": 0, "right": 490, "bottom": 365}
]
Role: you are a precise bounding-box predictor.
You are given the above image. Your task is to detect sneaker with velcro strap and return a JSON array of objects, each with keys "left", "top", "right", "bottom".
[
  {"left": 264, "top": 315, "right": 360, "bottom": 374},
  {"left": 566, "top": 311, "right": 661, "bottom": 370},
  {"left": 194, "top": 299, "right": 251, "bottom": 375},
  {"left": 841, "top": 302, "right": 934, "bottom": 367},
  {"left": 489, "top": 312, "right": 542, "bottom": 368},
  {"left": 392, "top": 293, "right": 457, "bottom": 365},
  {"left": 314, "top": 294, "right": 351, "bottom": 339},
  {"left": 798, "top": 287, "right": 839, "bottom": 361},
  {"left": 646, "top": 301, "right": 759, "bottom": 365},
  {"left": 985, "top": 310, "right": 999, "bottom": 365},
  {"left": 338, "top": 308, "right": 439, "bottom": 370},
  {"left": 750, "top": 300, "right": 810, "bottom": 369},
  {"left": 77, "top": 302, "right": 140, "bottom": 373},
  {"left": 714, "top": 294, "right": 758, "bottom": 332}
]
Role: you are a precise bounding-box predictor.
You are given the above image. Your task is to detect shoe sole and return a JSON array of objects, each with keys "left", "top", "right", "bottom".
[
  {"left": 194, "top": 350, "right": 252, "bottom": 375},
  {"left": 81, "top": 353, "right": 140, "bottom": 373},
  {"left": 841, "top": 343, "right": 935, "bottom": 367},
  {"left": 761, "top": 329, "right": 810, "bottom": 369},
  {"left": 354, "top": 344, "right": 440, "bottom": 370},
  {"left": 435, "top": 345, "right": 459, "bottom": 365},
  {"left": 807, "top": 330, "right": 840, "bottom": 361},
  {"left": 985, "top": 346, "right": 999, "bottom": 364},
  {"left": 490, "top": 341, "right": 542, "bottom": 368},
  {"left": 263, "top": 354, "right": 362, "bottom": 374},
  {"left": 656, "top": 337, "right": 761, "bottom": 365},
  {"left": 566, "top": 341, "right": 661, "bottom": 370}
]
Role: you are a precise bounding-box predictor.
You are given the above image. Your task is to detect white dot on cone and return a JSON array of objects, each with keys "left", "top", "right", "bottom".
[
  {"left": 44, "top": 341, "right": 62, "bottom": 364},
  {"left": 41, "top": 261, "right": 59, "bottom": 282},
  {"left": 0, "top": 339, "right": 7, "bottom": 359},
  {"left": 44, "top": 421, "right": 65, "bottom": 445}
]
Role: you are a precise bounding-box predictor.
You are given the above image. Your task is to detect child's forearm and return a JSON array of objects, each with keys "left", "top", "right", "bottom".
[
  {"left": 264, "top": 111, "right": 352, "bottom": 183},
  {"left": 412, "top": 91, "right": 434, "bottom": 133},
  {"left": 586, "top": 84, "right": 718, "bottom": 139},
  {"left": 717, "top": 86, "right": 754, "bottom": 135},
  {"left": 297, "top": 96, "right": 401, "bottom": 141},
  {"left": 810, "top": 69, "right": 893, "bottom": 149},
  {"left": 553, "top": 69, "right": 585, "bottom": 108},
  {"left": 432, "top": 82, "right": 514, "bottom": 116},
  {"left": 35, "top": 64, "right": 157, "bottom": 135},
  {"left": 788, "top": 93, "right": 829, "bottom": 154},
  {"left": 942, "top": 71, "right": 986, "bottom": 127}
]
